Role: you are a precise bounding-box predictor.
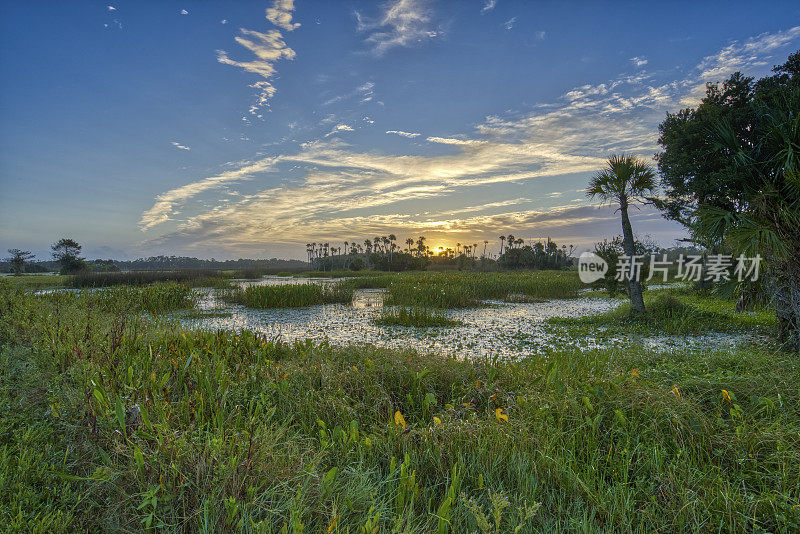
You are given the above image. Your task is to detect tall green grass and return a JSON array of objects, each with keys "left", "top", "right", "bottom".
[
  {"left": 223, "top": 282, "right": 354, "bottom": 308},
  {"left": 2, "top": 274, "right": 66, "bottom": 289},
  {"left": 551, "top": 290, "right": 776, "bottom": 336},
  {"left": 296, "top": 270, "right": 378, "bottom": 278},
  {"left": 349, "top": 271, "right": 583, "bottom": 308},
  {"left": 38, "top": 283, "right": 197, "bottom": 314},
  {"left": 374, "top": 307, "right": 462, "bottom": 327},
  {"left": 1, "top": 280, "right": 798, "bottom": 532},
  {"left": 67, "top": 269, "right": 230, "bottom": 288}
]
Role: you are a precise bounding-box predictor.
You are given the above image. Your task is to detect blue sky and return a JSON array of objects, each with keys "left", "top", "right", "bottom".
[{"left": 2, "top": 1, "right": 799, "bottom": 260}]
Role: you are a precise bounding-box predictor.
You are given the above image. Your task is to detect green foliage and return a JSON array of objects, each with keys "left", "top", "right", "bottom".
[
  {"left": 374, "top": 307, "right": 461, "bottom": 327},
  {"left": 2, "top": 274, "right": 66, "bottom": 289},
  {"left": 658, "top": 49, "right": 800, "bottom": 347},
  {"left": 5, "top": 249, "right": 35, "bottom": 275},
  {"left": 587, "top": 154, "right": 657, "bottom": 207},
  {"left": 35, "top": 283, "right": 197, "bottom": 315},
  {"left": 1, "top": 280, "right": 799, "bottom": 531},
  {"left": 351, "top": 270, "right": 582, "bottom": 308},
  {"left": 462, "top": 489, "right": 539, "bottom": 534},
  {"left": 51, "top": 238, "right": 85, "bottom": 275},
  {"left": 552, "top": 289, "right": 775, "bottom": 336},
  {"left": 67, "top": 269, "right": 232, "bottom": 288},
  {"left": 223, "top": 282, "right": 354, "bottom": 308},
  {"left": 592, "top": 236, "right": 661, "bottom": 296},
  {"left": 497, "top": 239, "right": 573, "bottom": 270}
]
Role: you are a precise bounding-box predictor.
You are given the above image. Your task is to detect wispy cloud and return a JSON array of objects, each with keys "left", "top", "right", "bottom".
[
  {"left": 323, "top": 81, "right": 375, "bottom": 106},
  {"left": 356, "top": 0, "right": 440, "bottom": 56},
  {"left": 682, "top": 25, "right": 800, "bottom": 105},
  {"left": 171, "top": 141, "right": 191, "bottom": 151},
  {"left": 141, "top": 27, "right": 800, "bottom": 252},
  {"left": 426, "top": 136, "right": 485, "bottom": 146},
  {"left": 216, "top": 0, "right": 300, "bottom": 116},
  {"left": 107, "top": 5, "right": 116, "bottom": 11},
  {"left": 504, "top": 17, "right": 517, "bottom": 30},
  {"left": 481, "top": 0, "right": 497, "bottom": 12},
  {"left": 324, "top": 124, "right": 354, "bottom": 137},
  {"left": 266, "top": 0, "right": 300, "bottom": 32},
  {"left": 139, "top": 158, "right": 278, "bottom": 230},
  {"left": 630, "top": 56, "right": 648, "bottom": 67},
  {"left": 217, "top": 29, "right": 296, "bottom": 116},
  {"left": 180, "top": 9, "right": 189, "bottom": 15},
  {"left": 386, "top": 130, "right": 420, "bottom": 138}
]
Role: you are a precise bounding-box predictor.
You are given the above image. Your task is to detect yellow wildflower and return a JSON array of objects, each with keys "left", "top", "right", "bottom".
[
  {"left": 630, "top": 368, "right": 641, "bottom": 378},
  {"left": 721, "top": 389, "right": 731, "bottom": 403},
  {"left": 671, "top": 385, "right": 680, "bottom": 398},
  {"left": 433, "top": 416, "right": 442, "bottom": 426},
  {"left": 495, "top": 407, "right": 509, "bottom": 423},
  {"left": 394, "top": 410, "right": 407, "bottom": 430}
]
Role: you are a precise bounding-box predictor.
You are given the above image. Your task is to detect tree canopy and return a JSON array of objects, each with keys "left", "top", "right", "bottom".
[{"left": 657, "top": 50, "right": 800, "bottom": 348}]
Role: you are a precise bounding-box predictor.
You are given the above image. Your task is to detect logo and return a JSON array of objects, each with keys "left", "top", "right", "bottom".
[{"left": 578, "top": 252, "right": 608, "bottom": 283}]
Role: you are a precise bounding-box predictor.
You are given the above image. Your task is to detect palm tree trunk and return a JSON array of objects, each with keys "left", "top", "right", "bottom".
[{"left": 620, "top": 203, "right": 646, "bottom": 313}]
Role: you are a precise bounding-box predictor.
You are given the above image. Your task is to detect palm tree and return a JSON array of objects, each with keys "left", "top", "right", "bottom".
[
  {"left": 416, "top": 236, "right": 426, "bottom": 257},
  {"left": 587, "top": 154, "right": 656, "bottom": 313},
  {"left": 388, "top": 234, "right": 397, "bottom": 261},
  {"left": 406, "top": 238, "right": 414, "bottom": 253},
  {"left": 506, "top": 234, "right": 515, "bottom": 250},
  {"left": 499, "top": 235, "right": 506, "bottom": 255},
  {"left": 483, "top": 240, "right": 488, "bottom": 257}
]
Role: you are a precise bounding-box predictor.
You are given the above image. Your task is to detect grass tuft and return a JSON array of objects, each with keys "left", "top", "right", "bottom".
[
  {"left": 551, "top": 290, "right": 775, "bottom": 336},
  {"left": 349, "top": 270, "right": 582, "bottom": 308},
  {"left": 67, "top": 269, "right": 231, "bottom": 288},
  {"left": 223, "top": 282, "right": 354, "bottom": 308},
  {"left": 373, "top": 307, "right": 462, "bottom": 327}
]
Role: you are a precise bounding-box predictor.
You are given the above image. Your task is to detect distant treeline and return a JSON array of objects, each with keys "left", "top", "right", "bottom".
[
  {"left": 306, "top": 235, "right": 578, "bottom": 272},
  {"left": 0, "top": 255, "right": 307, "bottom": 274}
]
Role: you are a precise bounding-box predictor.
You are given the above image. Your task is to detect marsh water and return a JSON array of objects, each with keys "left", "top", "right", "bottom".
[{"left": 175, "top": 276, "right": 761, "bottom": 359}]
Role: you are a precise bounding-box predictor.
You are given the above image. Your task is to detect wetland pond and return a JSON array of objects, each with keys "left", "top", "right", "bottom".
[{"left": 175, "top": 276, "right": 761, "bottom": 359}]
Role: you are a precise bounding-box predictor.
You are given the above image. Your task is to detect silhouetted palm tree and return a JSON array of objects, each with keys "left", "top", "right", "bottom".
[
  {"left": 416, "top": 236, "right": 426, "bottom": 257},
  {"left": 587, "top": 154, "right": 656, "bottom": 313}
]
